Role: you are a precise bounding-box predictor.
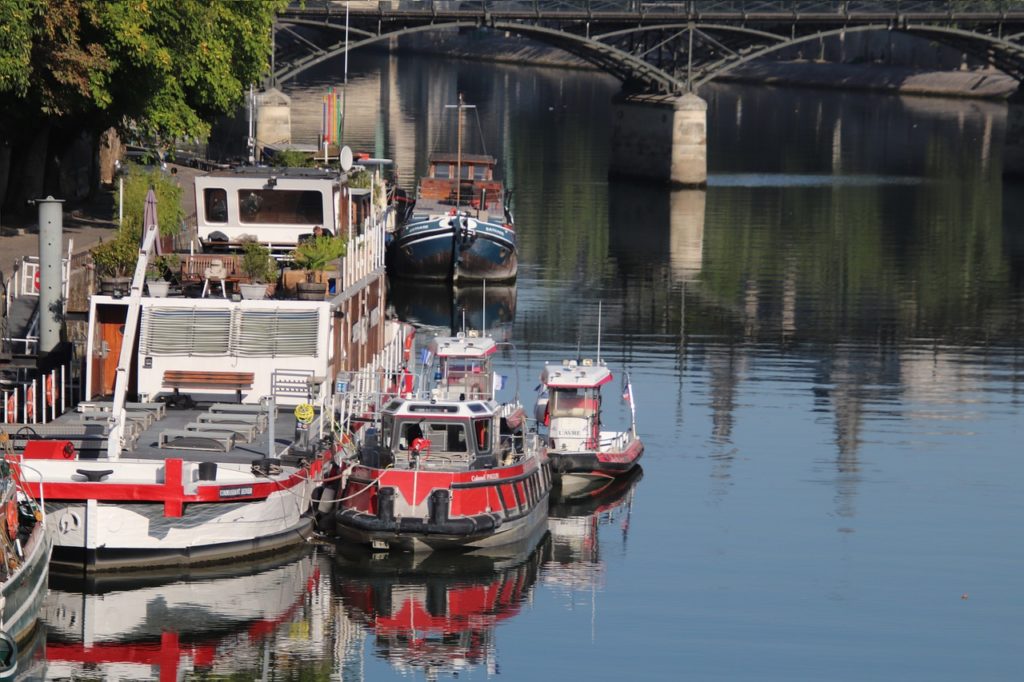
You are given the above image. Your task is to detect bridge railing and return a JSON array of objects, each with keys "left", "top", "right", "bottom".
[{"left": 297, "top": 1, "right": 1024, "bottom": 15}]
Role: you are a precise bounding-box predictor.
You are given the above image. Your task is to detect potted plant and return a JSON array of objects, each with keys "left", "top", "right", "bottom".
[
  {"left": 144, "top": 254, "right": 180, "bottom": 297},
  {"left": 91, "top": 232, "right": 139, "bottom": 295},
  {"left": 291, "top": 235, "right": 346, "bottom": 300},
  {"left": 239, "top": 239, "right": 277, "bottom": 300}
]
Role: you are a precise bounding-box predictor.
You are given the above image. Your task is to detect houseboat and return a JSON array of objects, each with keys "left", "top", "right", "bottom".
[
  {"left": 194, "top": 164, "right": 388, "bottom": 251},
  {"left": 387, "top": 97, "right": 517, "bottom": 283},
  {"left": 536, "top": 358, "right": 644, "bottom": 494},
  {"left": 331, "top": 346, "right": 549, "bottom": 551},
  {"left": 2, "top": 176, "right": 405, "bottom": 574}
]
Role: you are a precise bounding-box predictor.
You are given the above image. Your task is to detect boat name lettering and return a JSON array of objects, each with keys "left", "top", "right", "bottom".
[
  {"left": 219, "top": 486, "right": 254, "bottom": 498},
  {"left": 470, "top": 473, "right": 500, "bottom": 482}
]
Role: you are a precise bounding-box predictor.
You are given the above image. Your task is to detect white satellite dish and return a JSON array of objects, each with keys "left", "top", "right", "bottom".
[{"left": 339, "top": 146, "right": 353, "bottom": 172}]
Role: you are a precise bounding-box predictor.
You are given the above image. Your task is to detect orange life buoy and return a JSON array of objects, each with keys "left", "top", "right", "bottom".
[
  {"left": 25, "top": 385, "right": 34, "bottom": 422},
  {"left": 4, "top": 394, "right": 13, "bottom": 423},
  {"left": 403, "top": 331, "right": 414, "bottom": 362},
  {"left": 6, "top": 500, "right": 18, "bottom": 539},
  {"left": 45, "top": 374, "right": 55, "bottom": 407}
]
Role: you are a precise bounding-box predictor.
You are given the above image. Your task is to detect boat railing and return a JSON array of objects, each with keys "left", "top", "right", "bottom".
[
  {"left": 600, "top": 430, "right": 633, "bottom": 451},
  {"left": 12, "top": 459, "right": 46, "bottom": 525},
  {"left": 340, "top": 206, "right": 389, "bottom": 290},
  {"left": 335, "top": 322, "right": 411, "bottom": 435}
]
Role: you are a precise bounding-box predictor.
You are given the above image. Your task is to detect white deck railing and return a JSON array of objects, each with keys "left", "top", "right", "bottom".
[{"left": 340, "top": 206, "right": 390, "bottom": 291}]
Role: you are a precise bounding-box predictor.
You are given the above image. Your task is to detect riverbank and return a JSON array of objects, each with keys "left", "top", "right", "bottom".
[{"left": 0, "top": 164, "right": 201, "bottom": 281}]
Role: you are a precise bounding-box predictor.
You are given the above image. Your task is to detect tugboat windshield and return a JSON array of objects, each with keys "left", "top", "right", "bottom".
[{"left": 550, "top": 388, "right": 599, "bottom": 418}]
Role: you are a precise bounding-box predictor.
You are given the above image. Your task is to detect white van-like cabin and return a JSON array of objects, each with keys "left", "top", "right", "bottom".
[{"left": 195, "top": 167, "right": 374, "bottom": 250}]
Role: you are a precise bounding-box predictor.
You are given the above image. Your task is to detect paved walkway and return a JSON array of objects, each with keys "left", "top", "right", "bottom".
[{"left": 0, "top": 164, "right": 199, "bottom": 281}]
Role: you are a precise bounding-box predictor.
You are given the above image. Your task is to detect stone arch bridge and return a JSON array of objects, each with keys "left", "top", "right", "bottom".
[{"left": 271, "top": 1, "right": 1024, "bottom": 183}]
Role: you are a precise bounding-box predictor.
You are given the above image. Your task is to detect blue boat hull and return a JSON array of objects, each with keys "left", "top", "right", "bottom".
[{"left": 388, "top": 215, "right": 517, "bottom": 282}]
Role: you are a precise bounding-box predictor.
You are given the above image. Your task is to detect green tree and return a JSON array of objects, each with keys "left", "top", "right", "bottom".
[{"left": 0, "top": 0, "right": 287, "bottom": 211}]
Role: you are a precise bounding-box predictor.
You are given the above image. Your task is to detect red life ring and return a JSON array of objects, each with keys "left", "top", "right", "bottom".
[
  {"left": 33, "top": 270, "right": 40, "bottom": 291},
  {"left": 4, "top": 394, "right": 13, "bottom": 423},
  {"left": 45, "top": 375, "right": 55, "bottom": 407},
  {"left": 6, "top": 500, "right": 17, "bottom": 539}
]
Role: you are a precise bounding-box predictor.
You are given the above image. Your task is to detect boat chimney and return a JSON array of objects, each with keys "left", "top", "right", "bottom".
[{"left": 35, "top": 196, "right": 65, "bottom": 356}]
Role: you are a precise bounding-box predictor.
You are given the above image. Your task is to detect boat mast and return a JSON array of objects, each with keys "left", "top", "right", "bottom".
[
  {"left": 596, "top": 300, "right": 602, "bottom": 364},
  {"left": 455, "top": 92, "right": 464, "bottom": 209}
]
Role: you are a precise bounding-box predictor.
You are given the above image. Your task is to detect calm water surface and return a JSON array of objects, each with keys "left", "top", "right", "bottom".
[{"left": 36, "top": 55, "right": 1024, "bottom": 680}]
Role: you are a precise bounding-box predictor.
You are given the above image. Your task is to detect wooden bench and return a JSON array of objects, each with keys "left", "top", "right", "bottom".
[
  {"left": 178, "top": 254, "right": 245, "bottom": 284},
  {"left": 163, "top": 371, "right": 255, "bottom": 403}
]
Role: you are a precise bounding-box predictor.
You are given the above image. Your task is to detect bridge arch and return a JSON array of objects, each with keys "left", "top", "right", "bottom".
[
  {"left": 274, "top": 19, "right": 681, "bottom": 93},
  {"left": 275, "top": 15, "right": 1024, "bottom": 94}
]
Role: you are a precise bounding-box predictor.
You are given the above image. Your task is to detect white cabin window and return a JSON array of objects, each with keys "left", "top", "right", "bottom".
[
  {"left": 204, "top": 188, "right": 228, "bottom": 223},
  {"left": 237, "top": 189, "right": 324, "bottom": 225}
]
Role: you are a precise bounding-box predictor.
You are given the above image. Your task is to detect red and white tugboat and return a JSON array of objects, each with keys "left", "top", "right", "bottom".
[
  {"left": 333, "top": 346, "right": 550, "bottom": 552},
  {"left": 537, "top": 357, "right": 644, "bottom": 495}
]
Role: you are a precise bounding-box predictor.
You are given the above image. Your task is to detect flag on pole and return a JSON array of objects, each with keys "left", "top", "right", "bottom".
[
  {"left": 492, "top": 373, "right": 508, "bottom": 393},
  {"left": 419, "top": 347, "right": 433, "bottom": 367},
  {"left": 622, "top": 380, "right": 632, "bottom": 405}
]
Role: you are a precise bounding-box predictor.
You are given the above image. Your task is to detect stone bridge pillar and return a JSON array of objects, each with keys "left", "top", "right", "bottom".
[
  {"left": 610, "top": 91, "right": 707, "bottom": 187},
  {"left": 1005, "top": 88, "right": 1024, "bottom": 177}
]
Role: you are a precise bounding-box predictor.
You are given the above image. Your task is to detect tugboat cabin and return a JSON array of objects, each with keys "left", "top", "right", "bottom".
[
  {"left": 540, "top": 360, "right": 612, "bottom": 451},
  {"left": 372, "top": 399, "right": 500, "bottom": 471},
  {"left": 428, "top": 332, "right": 498, "bottom": 402}
]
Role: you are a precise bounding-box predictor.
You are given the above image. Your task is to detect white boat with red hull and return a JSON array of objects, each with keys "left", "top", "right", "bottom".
[
  {"left": 537, "top": 358, "right": 644, "bottom": 494},
  {"left": 333, "top": 390, "right": 549, "bottom": 553}
]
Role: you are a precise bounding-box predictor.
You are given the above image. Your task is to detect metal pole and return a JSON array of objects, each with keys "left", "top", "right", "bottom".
[
  {"left": 35, "top": 196, "right": 65, "bottom": 355},
  {"left": 341, "top": 1, "right": 350, "bottom": 144},
  {"left": 456, "top": 92, "right": 464, "bottom": 209},
  {"left": 267, "top": 396, "right": 276, "bottom": 459}
]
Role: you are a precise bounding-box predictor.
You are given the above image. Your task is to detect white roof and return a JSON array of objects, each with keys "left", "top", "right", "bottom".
[
  {"left": 382, "top": 397, "right": 496, "bottom": 419},
  {"left": 429, "top": 333, "right": 497, "bottom": 359},
  {"left": 541, "top": 361, "right": 613, "bottom": 389}
]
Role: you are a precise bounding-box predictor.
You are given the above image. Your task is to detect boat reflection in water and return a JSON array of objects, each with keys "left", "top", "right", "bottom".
[
  {"left": 40, "top": 548, "right": 327, "bottom": 680},
  {"left": 332, "top": 530, "right": 548, "bottom": 678},
  {"left": 389, "top": 278, "right": 516, "bottom": 340},
  {"left": 544, "top": 467, "right": 643, "bottom": 590}
]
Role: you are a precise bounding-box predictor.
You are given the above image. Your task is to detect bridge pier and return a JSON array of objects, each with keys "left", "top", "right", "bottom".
[
  {"left": 610, "top": 92, "right": 707, "bottom": 188},
  {"left": 1005, "top": 91, "right": 1024, "bottom": 178}
]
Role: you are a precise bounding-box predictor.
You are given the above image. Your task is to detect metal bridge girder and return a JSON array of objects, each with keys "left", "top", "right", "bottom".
[{"left": 274, "top": 3, "right": 1024, "bottom": 92}]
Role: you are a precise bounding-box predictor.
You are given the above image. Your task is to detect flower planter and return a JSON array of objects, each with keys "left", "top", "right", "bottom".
[
  {"left": 146, "top": 280, "right": 170, "bottom": 297},
  {"left": 239, "top": 282, "right": 269, "bottom": 300},
  {"left": 296, "top": 281, "right": 327, "bottom": 300},
  {"left": 99, "top": 276, "right": 132, "bottom": 296}
]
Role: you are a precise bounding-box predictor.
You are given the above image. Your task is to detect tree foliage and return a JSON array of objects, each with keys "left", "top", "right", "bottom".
[{"left": 0, "top": 0, "right": 287, "bottom": 143}]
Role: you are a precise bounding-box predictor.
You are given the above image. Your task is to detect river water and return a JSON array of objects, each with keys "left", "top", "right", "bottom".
[{"left": 36, "top": 54, "right": 1024, "bottom": 680}]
